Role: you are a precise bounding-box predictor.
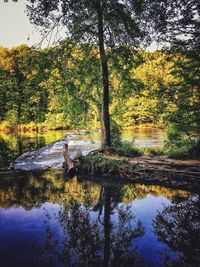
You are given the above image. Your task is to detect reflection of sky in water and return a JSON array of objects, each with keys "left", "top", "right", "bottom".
[
  {"left": 131, "top": 196, "right": 172, "bottom": 267},
  {"left": 0, "top": 193, "right": 180, "bottom": 267},
  {"left": 0, "top": 204, "right": 64, "bottom": 267}
]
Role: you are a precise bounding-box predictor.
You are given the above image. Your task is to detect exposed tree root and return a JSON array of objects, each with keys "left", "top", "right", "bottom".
[{"left": 76, "top": 152, "right": 200, "bottom": 192}]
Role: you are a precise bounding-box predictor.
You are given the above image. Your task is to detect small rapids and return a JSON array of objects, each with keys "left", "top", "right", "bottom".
[
  {"left": 14, "top": 133, "right": 101, "bottom": 170},
  {"left": 13, "top": 128, "right": 166, "bottom": 171}
]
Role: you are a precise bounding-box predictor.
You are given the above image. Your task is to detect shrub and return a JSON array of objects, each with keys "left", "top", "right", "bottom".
[
  {"left": 107, "top": 120, "right": 140, "bottom": 157},
  {"left": 166, "top": 127, "right": 184, "bottom": 146},
  {"left": 141, "top": 147, "right": 164, "bottom": 157},
  {"left": 110, "top": 120, "right": 122, "bottom": 147},
  {"left": 166, "top": 147, "right": 189, "bottom": 159},
  {"left": 165, "top": 141, "right": 195, "bottom": 159},
  {"left": 164, "top": 126, "right": 196, "bottom": 159},
  {"left": 78, "top": 152, "right": 136, "bottom": 176},
  {"left": 107, "top": 141, "right": 141, "bottom": 157}
]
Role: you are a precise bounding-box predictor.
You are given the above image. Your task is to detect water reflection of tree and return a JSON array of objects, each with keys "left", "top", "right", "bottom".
[
  {"left": 153, "top": 195, "right": 200, "bottom": 267},
  {"left": 0, "top": 134, "right": 46, "bottom": 169},
  {"left": 0, "top": 170, "right": 188, "bottom": 210},
  {"left": 94, "top": 186, "right": 144, "bottom": 267},
  {"left": 33, "top": 185, "right": 144, "bottom": 267},
  {"left": 0, "top": 138, "right": 16, "bottom": 169},
  {"left": 0, "top": 131, "right": 68, "bottom": 167}
]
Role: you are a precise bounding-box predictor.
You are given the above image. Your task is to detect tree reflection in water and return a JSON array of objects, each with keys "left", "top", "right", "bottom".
[
  {"left": 0, "top": 170, "right": 192, "bottom": 266},
  {"left": 33, "top": 185, "right": 144, "bottom": 267},
  {"left": 154, "top": 195, "right": 200, "bottom": 267}
]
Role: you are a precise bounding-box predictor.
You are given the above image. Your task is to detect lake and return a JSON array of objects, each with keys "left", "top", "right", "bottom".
[{"left": 0, "top": 170, "right": 198, "bottom": 267}]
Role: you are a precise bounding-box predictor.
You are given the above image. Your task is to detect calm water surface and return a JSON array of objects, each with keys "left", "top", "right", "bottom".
[
  {"left": 1, "top": 128, "right": 198, "bottom": 266},
  {"left": 0, "top": 170, "right": 199, "bottom": 267},
  {"left": 73, "top": 128, "right": 166, "bottom": 147}
]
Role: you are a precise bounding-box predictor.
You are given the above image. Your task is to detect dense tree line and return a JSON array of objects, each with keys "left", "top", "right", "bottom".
[
  {"left": 0, "top": 42, "right": 199, "bottom": 137},
  {"left": 25, "top": 0, "right": 175, "bottom": 147},
  {"left": 2, "top": 0, "right": 199, "bottom": 155},
  {"left": 24, "top": 0, "right": 199, "bottom": 148},
  {"left": 0, "top": 45, "right": 50, "bottom": 124}
]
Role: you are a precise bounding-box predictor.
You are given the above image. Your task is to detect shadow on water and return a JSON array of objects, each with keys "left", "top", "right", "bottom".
[{"left": 0, "top": 169, "right": 199, "bottom": 267}]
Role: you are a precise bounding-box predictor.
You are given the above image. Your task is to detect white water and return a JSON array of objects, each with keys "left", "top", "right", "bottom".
[
  {"left": 14, "top": 133, "right": 101, "bottom": 170},
  {"left": 14, "top": 128, "right": 166, "bottom": 170}
]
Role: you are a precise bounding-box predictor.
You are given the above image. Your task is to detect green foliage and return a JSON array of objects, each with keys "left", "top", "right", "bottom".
[
  {"left": 1, "top": 44, "right": 199, "bottom": 133},
  {"left": 163, "top": 127, "right": 196, "bottom": 159},
  {"left": 0, "top": 43, "right": 199, "bottom": 157},
  {"left": 5, "top": 109, "right": 18, "bottom": 126},
  {"left": 110, "top": 121, "right": 122, "bottom": 147},
  {"left": 109, "top": 121, "right": 141, "bottom": 157},
  {"left": 43, "top": 113, "right": 69, "bottom": 130},
  {"left": 26, "top": 0, "right": 199, "bottom": 147},
  {"left": 109, "top": 141, "right": 142, "bottom": 157},
  {"left": 141, "top": 147, "right": 164, "bottom": 157},
  {"left": 165, "top": 145, "right": 193, "bottom": 159},
  {"left": 0, "top": 45, "right": 49, "bottom": 125},
  {"left": 79, "top": 152, "right": 136, "bottom": 176},
  {"left": 166, "top": 128, "right": 185, "bottom": 146}
]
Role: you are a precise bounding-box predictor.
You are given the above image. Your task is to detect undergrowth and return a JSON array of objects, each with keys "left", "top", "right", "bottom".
[{"left": 77, "top": 153, "right": 136, "bottom": 176}]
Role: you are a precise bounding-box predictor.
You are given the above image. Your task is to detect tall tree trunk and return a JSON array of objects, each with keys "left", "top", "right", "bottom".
[
  {"left": 97, "top": 1, "right": 111, "bottom": 148},
  {"left": 97, "top": 103, "right": 105, "bottom": 147}
]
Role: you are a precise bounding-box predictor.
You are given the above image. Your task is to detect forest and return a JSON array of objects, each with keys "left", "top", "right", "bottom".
[
  {"left": 0, "top": 1, "right": 200, "bottom": 267},
  {"left": 0, "top": 42, "right": 199, "bottom": 158}
]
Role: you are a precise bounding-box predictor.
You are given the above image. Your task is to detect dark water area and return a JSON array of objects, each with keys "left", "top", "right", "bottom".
[{"left": 0, "top": 170, "right": 199, "bottom": 267}]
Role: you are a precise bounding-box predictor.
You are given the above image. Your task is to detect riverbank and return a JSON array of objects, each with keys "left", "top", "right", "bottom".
[
  {"left": 76, "top": 152, "right": 200, "bottom": 192},
  {"left": 0, "top": 121, "right": 71, "bottom": 134},
  {"left": 2, "top": 127, "right": 200, "bottom": 192},
  {"left": 0, "top": 121, "right": 166, "bottom": 134},
  {"left": 0, "top": 126, "right": 166, "bottom": 170}
]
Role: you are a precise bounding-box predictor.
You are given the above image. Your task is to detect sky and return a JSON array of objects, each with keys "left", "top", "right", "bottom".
[
  {"left": 0, "top": 0, "right": 158, "bottom": 50},
  {"left": 0, "top": 0, "right": 42, "bottom": 48}
]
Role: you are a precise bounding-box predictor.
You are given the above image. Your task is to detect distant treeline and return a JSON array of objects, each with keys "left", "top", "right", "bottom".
[{"left": 0, "top": 40, "right": 199, "bottom": 136}]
